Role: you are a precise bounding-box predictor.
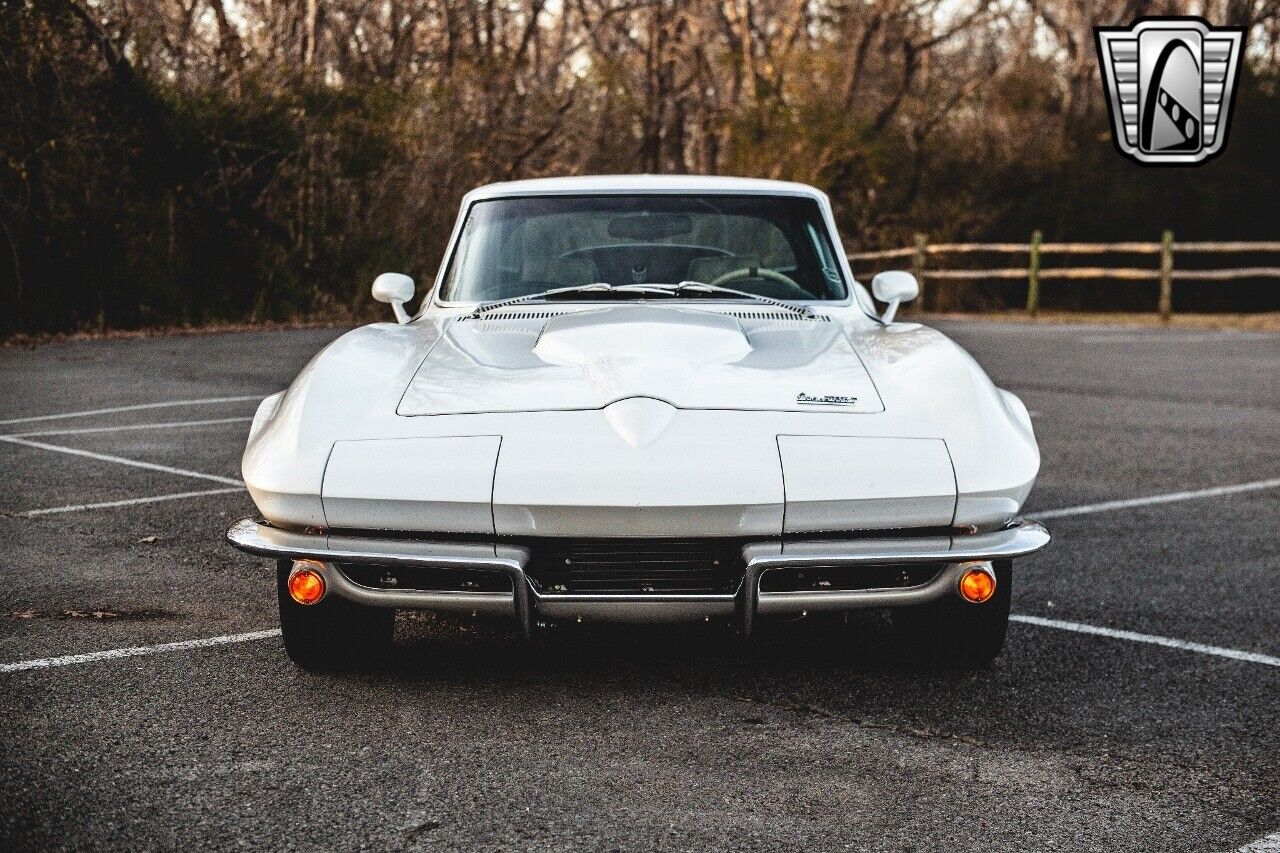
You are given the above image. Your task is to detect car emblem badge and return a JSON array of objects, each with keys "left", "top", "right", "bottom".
[
  {"left": 1095, "top": 18, "right": 1244, "bottom": 165},
  {"left": 796, "top": 392, "right": 858, "bottom": 406}
]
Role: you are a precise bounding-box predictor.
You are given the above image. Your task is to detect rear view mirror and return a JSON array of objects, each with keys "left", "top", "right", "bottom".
[
  {"left": 608, "top": 213, "right": 692, "bottom": 241},
  {"left": 870, "top": 271, "right": 919, "bottom": 324},
  {"left": 372, "top": 272, "right": 415, "bottom": 324}
]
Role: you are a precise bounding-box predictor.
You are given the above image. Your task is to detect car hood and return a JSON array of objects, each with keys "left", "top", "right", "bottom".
[{"left": 397, "top": 305, "right": 884, "bottom": 415}]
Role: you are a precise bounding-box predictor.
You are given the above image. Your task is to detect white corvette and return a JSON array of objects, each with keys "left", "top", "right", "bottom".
[{"left": 226, "top": 175, "right": 1048, "bottom": 669}]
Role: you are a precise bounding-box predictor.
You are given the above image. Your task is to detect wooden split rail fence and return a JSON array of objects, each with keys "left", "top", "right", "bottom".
[{"left": 846, "top": 232, "right": 1280, "bottom": 320}]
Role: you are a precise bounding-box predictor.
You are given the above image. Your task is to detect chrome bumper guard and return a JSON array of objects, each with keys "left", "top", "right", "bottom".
[
  {"left": 226, "top": 518, "right": 1049, "bottom": 638},
  {"left": 738, "top": 521, "right": 1050, "bottom": 636},
  {"left": 225, "top": 519, "right": 533, "bottom": 638}
]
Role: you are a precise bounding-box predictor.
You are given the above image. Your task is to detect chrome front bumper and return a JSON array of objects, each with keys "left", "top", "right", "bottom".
[{"left": 226, "top": 518, "right": 1050, "bottom": 638}]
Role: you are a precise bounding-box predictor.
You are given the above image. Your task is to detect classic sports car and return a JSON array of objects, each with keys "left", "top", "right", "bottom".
[{"left": 226, "top": 175, "right": 1049, "bottom": 670}]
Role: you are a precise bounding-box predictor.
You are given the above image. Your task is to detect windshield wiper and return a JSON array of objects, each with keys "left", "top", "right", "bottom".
[
  {"left": 465, "top": 280, "right": 815, "bottom": 319},
  {"left": 657, "top": 281, "right": 816, "bottom": 318},
  {"left": 464, "top": 283, "right": 677, "bottom": 318}
]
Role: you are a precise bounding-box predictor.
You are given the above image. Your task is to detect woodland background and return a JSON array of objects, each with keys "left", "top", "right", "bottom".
[{"left": 2, "top": 0, "right": 1278, "bottom": 335}]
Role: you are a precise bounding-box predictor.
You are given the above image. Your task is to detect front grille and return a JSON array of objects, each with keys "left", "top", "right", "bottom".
[
  {"left": 337, "top": 563, "right": 513, "bottom": 593},
  {"left": 759, "top": 564, "right": 943, "bottom": 593},
  {"left": 526, "top": 539, "right": 745, "bottom": 595}
]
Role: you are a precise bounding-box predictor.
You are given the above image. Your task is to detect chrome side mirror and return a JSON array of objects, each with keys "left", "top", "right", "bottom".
[
  {"left": 870, "top": 271, "right": 919, "bottom": 324},
  {"left": 372, "top": 272, "right": 415, "bottom": 324}
]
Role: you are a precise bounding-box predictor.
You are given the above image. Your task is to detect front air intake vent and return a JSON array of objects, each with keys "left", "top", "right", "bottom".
[
  {"left": 724, "top": 310, "right": 830, "bottom": 322},
  {"left": 458, "top": 309, "right": 826, "bottom": 323},
  {"left": 456, "top": 310, "right": 568, "bottom": 322}
]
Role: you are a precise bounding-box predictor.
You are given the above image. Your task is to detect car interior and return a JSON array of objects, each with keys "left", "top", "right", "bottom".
[{"left": 441, "top": 196, "right": 848, "bottom": 302}]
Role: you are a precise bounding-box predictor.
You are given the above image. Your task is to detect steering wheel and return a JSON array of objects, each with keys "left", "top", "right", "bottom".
[{"left": 708, "top": 266, "right": 811, "bottom": 300}]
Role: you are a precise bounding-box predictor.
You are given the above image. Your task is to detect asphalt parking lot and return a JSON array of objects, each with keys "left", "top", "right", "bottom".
[{"left": 1, "top": 319, "right": 1277, "bottom": 852}]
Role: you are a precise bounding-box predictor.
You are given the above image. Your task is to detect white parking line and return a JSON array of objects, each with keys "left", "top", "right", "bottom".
[
  {"left": 8, "top": 416, "right": 253, "bottom": 438},
  {"left": 1, "top": 395, "right": 1276, "bottom": 673},
  {"left": 0, "top": 395, "right": 263, "bottom": 426},
  {"left": 0, "top": 630, "right": 281, "bottom": 674},
  {"left": 18, "top": 486, "right": 248, "bottom": 517},
  {"left": 1032, "top": 477, "right": 1280, "bottom": 520},
  {"left": 1231, "top": 831, "right": 1280, "bottom": 853},
  {"left": 0, "top": 435, "right": 242, "bottom": 486},
  {"left": 4, "top": 613, "right": 1277, "bottom": 676},
  {"left": 1011, "top": 614, "right": 1280, "bottom": 668}
]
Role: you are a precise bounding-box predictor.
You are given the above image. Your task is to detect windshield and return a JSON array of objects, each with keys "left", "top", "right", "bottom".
[{"left": 439, "top": 194, "right": 848, "bottom": 303}]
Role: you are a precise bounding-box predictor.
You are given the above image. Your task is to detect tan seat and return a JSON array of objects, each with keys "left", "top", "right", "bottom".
[
  {"left": 550, "top": 256, "right": 600, "bottom": 286},
  {"left": 686, "top": 254, "right": 761, "bottom": 283},
  {"left": 524, "top": 255, "right": 600, "bottom": 287}
]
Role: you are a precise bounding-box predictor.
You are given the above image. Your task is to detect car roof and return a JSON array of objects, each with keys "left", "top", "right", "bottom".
[{"left": 464, "top": 174, "right": 828, "bottom": 202}]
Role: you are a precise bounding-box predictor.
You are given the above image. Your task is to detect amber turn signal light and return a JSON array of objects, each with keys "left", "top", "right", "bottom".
[
  {"left": 288, "top": 561, "right": 327, "bottom": 605},
  {"left": 958, "top": 564, "right": 996, "bottom": 604}
]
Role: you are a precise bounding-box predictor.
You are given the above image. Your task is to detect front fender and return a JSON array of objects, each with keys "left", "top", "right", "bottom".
[
  {"left": 849, "top": 322, "right": 1041, "bottom": 528},
  {"left": 241, "top": 321, "right": 446, "bottom": 528}
]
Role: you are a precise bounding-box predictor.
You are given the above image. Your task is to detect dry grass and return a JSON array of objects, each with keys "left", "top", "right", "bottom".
[
  {"left": 4, "top": 291, "right": 388, "bottom": 348},
  {"left": 912, "top": 310, "right": 1280, "bottom": 333},
  {"left": 3, "top": 315, "right": 372, "bottom": 349},
  {"left": 6, "top": 309, "right": 1279, "bottom": 349}
]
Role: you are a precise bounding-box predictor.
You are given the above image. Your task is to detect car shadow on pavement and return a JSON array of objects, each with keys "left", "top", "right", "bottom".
[
  {"left": 383, "top": 609, "right": 922, "bottom": 678},
  {"left": 334, "top": 611, "right": 967, "bottom": 709},
  {"left": 300, "top": 608, "right": 1280, "bottom": 784}
]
